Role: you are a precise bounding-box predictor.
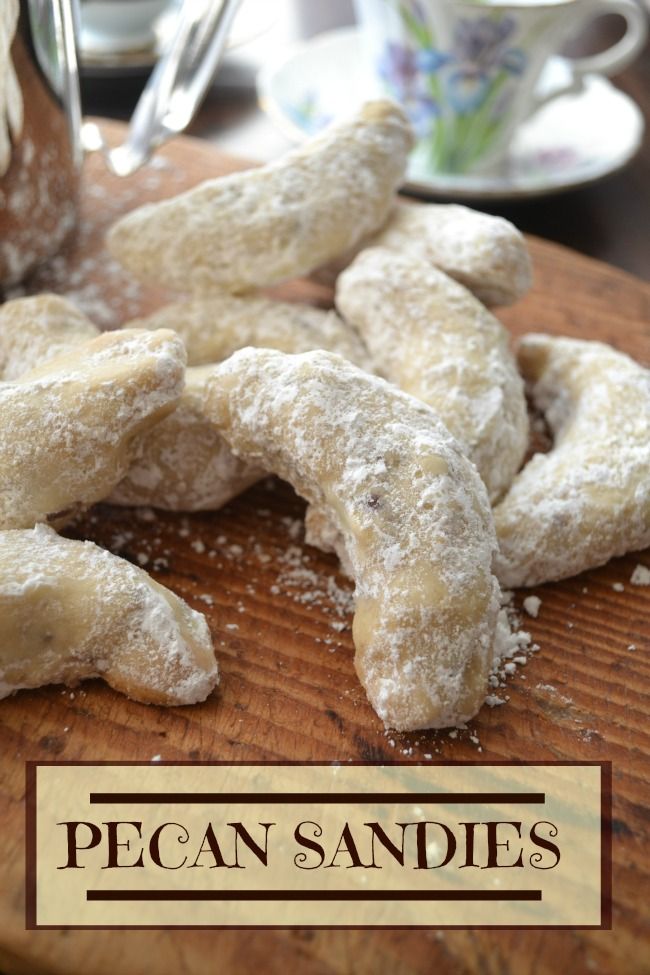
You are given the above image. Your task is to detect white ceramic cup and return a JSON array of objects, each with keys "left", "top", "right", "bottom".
[
  {"left": 79, "top": 0, "right": 180, "bottom": 54},
  {"left": 353, "top": 0, "right": 647, "bottom": 174}
]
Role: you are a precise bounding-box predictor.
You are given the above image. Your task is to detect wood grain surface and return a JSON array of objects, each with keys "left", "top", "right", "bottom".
[{"left": 0, "top": 122, "right": 648, "bottom": 975}]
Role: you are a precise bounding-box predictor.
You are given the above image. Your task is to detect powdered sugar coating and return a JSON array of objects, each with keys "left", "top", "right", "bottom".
[
  {"left": 0, "top": 524, "right": 218, "bottom": 704},
  {"left": 369, "top": 201, "right": 532, "bottom": 307},
  {"left": 107, "top": 101, "right": 414, "bottom": 294},
  {"left": 631, "top": 564, "right": 650, "bottom": 586},
  {"left": 336, "top": 248, "right": 528, "bottom": 502},
  {"left": 205, "top": 348, "right": 501, "bottom": 731},
  {"left": 0, "top": 293, "right": 99, "bottom": 380},
  {"left": 495, "top": 334, "right": 650, "bottom": 587},
  {"left": 0, "top": 328, "right": 185, "bottom": 529},
  {"left": 128, "top": 293, "right": 370, "bottom": 369}
]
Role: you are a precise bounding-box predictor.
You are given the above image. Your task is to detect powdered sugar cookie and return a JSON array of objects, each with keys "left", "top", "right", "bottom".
[
  {"left": 336, "top": 247, "right": 528, "bottom": 502},
  {"left": 1, "top": 294, "right": 367, "bottom": 512},
  {"left": 0, "top": 524, "right": 218, "bottom": 704},
  {"left": 0, "top": 328, "right": 185, "bottom": 529},
  {"left": 205, "top": 348, "right": 501, "bottom": 731},
  {"left": 107, "top": 101, "right": 414, "bottom": 294},
  {"left": 129, "top": 293, "right": 370, "bottom": 369},
  {"left": 0, "top": 294, "right": 99, "bottom": 380},
  {"left": 369, "top": 201, "right": 532, "bottom": 307},
  {"left": 495, "top": 334, "right": 650, "bottom": 586}
]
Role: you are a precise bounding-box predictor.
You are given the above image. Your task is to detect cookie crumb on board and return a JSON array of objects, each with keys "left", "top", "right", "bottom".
[
  {"left": 523, "top": 595, "right": 542, "bottom": 618},
  {"left": 631, "top": 564, "right": 650, "bottom": 586}
]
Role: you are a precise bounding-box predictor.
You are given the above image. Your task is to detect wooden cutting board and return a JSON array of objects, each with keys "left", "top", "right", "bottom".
[{"left": 0, "top": 122, "right": 648, "bottom": 975}]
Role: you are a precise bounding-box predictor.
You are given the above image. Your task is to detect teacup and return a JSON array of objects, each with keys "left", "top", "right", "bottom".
[
  {"left": 353, "top": 0, "right": 647, "bottom": 175},
  {"left": 79, "top": 0, "right": 181, "bottom": 54}
]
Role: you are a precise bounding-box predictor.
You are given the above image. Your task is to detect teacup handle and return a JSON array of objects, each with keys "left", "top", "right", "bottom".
[{"left": 531, "top": 0, "right": 647, "bottom": 112}]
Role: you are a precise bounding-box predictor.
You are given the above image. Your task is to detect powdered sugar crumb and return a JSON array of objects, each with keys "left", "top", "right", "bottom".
[
  {"left": 631, "top": 564, "right": 650, "bottom": 586},
  {"left": 485, "top": 593, "right": 539, "bottom": 700},
  {"left": 272, "top": 544, "right": 354, "bottom": 620},
  {"left": 523, "top": 595, "right": 541, "bottom": 618}
]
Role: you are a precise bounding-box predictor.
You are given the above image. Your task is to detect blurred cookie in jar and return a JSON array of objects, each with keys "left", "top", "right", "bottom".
[{"left": 0, "top": 0, "right": 79, "bottom": 289}]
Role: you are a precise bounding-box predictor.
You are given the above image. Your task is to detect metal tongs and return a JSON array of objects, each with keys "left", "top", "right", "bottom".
[{"left": 81, "top": 0, "right": 243, "bottom": 177}]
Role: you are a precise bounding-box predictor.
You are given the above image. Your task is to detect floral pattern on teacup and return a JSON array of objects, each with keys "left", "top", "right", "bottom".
[
  {"left": 278, "top": 78, "right": 594, "bottom": 184},
  {"left": 377, "top": 1, "right": 527, "bottom": 173}
]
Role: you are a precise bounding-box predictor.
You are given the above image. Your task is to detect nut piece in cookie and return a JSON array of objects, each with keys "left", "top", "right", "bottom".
[
  {"left": 107, "top": 101, "right": 414, "bottom": 294},
  {"left": 205, "top": 348, "right": 501, "bottom": 731},
  {"left": 336, "top": 247, "right": 528, "bottom": 502},
  {"left": 0, "top": 524, "right": 218, "bottom": 704},
  {"left": 0, "top": 328, "right": 185, "bottom": 529},
  {"left": 494, "top": 334, "right": 650, "bottom": 587}
]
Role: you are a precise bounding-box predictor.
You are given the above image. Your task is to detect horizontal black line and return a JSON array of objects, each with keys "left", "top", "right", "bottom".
[
  {"left": 87, "top": 889, "right": 542, "bottom": 903},
  {"left": 88, "top": 792, "right": 545, "bottom": 805}
]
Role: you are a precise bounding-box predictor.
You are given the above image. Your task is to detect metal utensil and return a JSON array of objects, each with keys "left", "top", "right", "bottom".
[
  {"left": 81, "top": 0, "right": 243, "bottom": 175},
  {"left": 0, "top": 0, "right": 241, "bottom": 288}
]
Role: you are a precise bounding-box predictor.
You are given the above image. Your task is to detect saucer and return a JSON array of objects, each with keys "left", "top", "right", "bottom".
[{"left": 257, "top": 27, "right": 644, "bottom": 201}]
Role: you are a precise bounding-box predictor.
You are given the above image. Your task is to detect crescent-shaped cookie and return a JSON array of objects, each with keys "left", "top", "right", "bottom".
[
  {"left": 205, "top": 348, "right": 500, "bottom": 731},
  {"left": 494, "top": 334, "right": 650, "bottom": 587},
  {"left": 336, "top": 247, "right": 528, "bottom": 502},
  {"left": 369, "top": 201, "right": 532, "bottom": 307},
  {"left": 128, "top": 293, "right": 370, "bottom": 369},
  {"left": 0, "top": 523, "right": 218, "bottom": 704},
  {"left": 107, "top": 101, "right": 414, "bottom": 294},
  {"left": 0, "top": 294, "right": 99, "bottom": 380},
  {"left": 0, "top": 294, "right": 369, "bottom": 512},
  {"left": 0, "top": 328, "right": 185, "bottom": 528}
]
